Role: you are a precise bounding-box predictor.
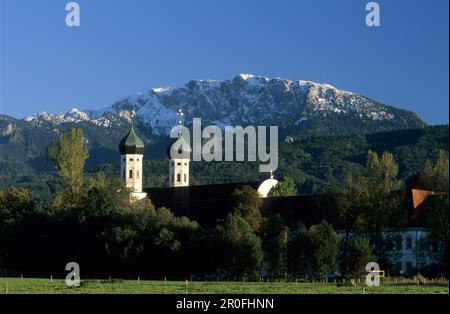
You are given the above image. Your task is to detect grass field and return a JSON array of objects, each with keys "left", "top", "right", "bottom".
[{"left": 0, "top": 278, "right": 448, "bottom": 294}]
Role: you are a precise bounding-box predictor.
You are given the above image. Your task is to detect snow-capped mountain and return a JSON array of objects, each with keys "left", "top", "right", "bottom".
[
  {"left": 25, "top": 108, "right": 89, "bottom": 124},
  {"left": 21, "top": 74, "right": 426, "bottom": 136}
]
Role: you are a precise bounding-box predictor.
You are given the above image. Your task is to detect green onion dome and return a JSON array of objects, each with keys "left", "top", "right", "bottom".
[{"left": 119, "top": 124, "right": 144, "bottom": 154}]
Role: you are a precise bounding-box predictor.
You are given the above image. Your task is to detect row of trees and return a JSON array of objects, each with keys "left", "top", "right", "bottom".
[
  {"left": 335, "top": 149, "right": 449, "bottom": 276},
  {"left": 0, "top": 183, "right": 342, "bottom": 279},
  {"left": 0, "top": 128, "right": 448, "bottom": 279}
]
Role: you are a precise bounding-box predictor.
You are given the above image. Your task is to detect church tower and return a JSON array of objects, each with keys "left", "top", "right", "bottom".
[
  {"left": 168, "top": 109, "right": 191, "bottom": 187},
  {"left": 119, "top": 118, "right": 147, "bottom": 201}
]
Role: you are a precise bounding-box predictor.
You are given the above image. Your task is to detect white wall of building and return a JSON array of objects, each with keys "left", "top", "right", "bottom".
[
  {"left": 121, "top": 153, "right": 144, "bottom": 193},
  {"left": 338, "top": 228, "right": 436, "bottom": 276},
  {"left": 169, "top": 158, "right": 190, "bottom": 187}
]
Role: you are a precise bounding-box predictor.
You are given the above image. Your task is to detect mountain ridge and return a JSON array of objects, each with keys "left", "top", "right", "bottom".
[{"left": 20, "top": 74, "right": 426, "bottom": 136}]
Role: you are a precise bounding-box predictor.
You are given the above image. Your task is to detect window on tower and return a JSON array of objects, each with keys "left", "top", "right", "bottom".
[
  {"left": 129, "top": 170, "right": 133, "bottom": 179},
  {"left": 136, "top": 170, "right": 140, "bottom": 179},
  {"left": 123, "top": 170, "right": 125, "bottom": 180},
  {"left": 177, "top": 173, "right": 181, "bottom": 182},
  {"left": 184, "top": 173, "right": 187, "bottom": 182},
  {"left": 405, "top": 237, "right": 413, "bottom": 250},
  {"left": 177, "top": 162, "right": 181, "bottom": 166}
]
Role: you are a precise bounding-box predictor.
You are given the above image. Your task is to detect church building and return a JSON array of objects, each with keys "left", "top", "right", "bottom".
[
  {"left": 117, "top": 114, "right": 440, "bottom": 276},
  {"left": 118, "top": 112, "right": 279, "bottom": 208},
  {"left": 119, "top": 121, "right": 147, "bottom": 202}
]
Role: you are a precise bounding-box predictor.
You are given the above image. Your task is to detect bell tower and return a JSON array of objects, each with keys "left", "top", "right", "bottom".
[
  {"left": 119, "top": 116, "right": 147, "bottom": 202},
  {"left": 168, "top": 109, "right": 191, "bottom": 187}
]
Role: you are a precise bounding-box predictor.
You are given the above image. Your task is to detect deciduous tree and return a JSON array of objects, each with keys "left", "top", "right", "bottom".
[
  {"left": 260, "top": 214, "right": 288, "bottom": 279},
  {"left": 231, "top": 185, "right": 263, "bottom": 232},
  {"left": 215, "top": 212, "right": 263, "bottom": 278},
  {"left": 363, "top": 150, "right": 404, "bottom": 262},
  {"left": 341, "top": 236, "right": 374, "bottom": 279},
  {"left": 268, "top": 176, "right": 297, "bottom": 197},
  {"left": 46, "top": 128, "right": 89, "bottom": 206},
  {"left": 421, "top": 150, "right": 449, "bottom": 192}
]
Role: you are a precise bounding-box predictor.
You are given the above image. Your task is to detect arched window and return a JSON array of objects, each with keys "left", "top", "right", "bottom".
[
  {"left": 123, "top": 170, "right": 125, "bottom": 180},
  {"left": 129, "top": 170, "right": 133, "bottom": 179},
  {"left": 184, "top": 173, "right": 187, "bottom": 182},
  {"left": 177, "top": 173, "right": 181, "bottom": 182}
]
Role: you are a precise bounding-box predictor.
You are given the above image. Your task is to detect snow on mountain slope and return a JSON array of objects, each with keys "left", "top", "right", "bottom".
[{"left": 22, "top": 74, "right": 426, "bottom": 135}]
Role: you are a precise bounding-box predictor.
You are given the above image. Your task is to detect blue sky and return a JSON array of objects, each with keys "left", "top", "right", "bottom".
[{"left": 0, "top": 0, "right": 448, "bottom": 124}]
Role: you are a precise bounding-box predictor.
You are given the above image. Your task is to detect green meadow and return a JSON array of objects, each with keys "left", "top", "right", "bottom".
[{"left": 0, "top": 278, "right": 448, "bottom": 294}]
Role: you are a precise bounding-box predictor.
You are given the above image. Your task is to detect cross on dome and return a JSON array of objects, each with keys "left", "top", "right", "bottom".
[{"left": 177, "top": 109, "right": 184, "bottom": 126}]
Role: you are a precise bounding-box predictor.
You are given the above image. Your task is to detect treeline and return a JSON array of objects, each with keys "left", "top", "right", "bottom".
[
  {"left": 0, "top": 128, "right": 448, "bottom": 280},
  {"left": 1, "top": 125, "right": 448, "bottom": 202},
  {"left": 93, "top": 125, "right": 450, "bottom": 195}
]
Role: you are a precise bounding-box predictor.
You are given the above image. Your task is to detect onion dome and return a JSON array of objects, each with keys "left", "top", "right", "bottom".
[
  {"left": 119, "top": 124, "right": 144, "bottom": 154},
  {"left": 167, "top": 134, "right": 191, "bottom": 159}
]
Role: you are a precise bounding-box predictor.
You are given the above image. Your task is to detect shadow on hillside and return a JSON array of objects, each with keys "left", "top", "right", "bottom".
[{"left": 27, "top": 148, "right": 120, "bottom": 172}]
